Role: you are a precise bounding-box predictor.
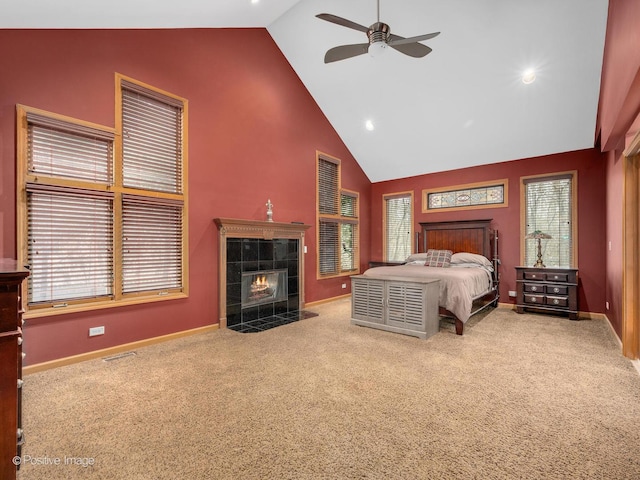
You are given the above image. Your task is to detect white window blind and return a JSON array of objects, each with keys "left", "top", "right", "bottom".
[
  {"left": 27, "top": 184, "right": 114, "bottom": 304},
  {"left": 385, "top": 195, "right": 412, "bottom": 262},
  {"left": 24, "top": 114, "right": 115, "bottom": 306},
  {"left": 319, "top": 220, "right": 339, "bottom": 275},
  {"left": 318, "top": 158, "right": 339, "bottom": 215},
  {"left": 122, "top": 83, "right": 183, "bottom": 194},
  {"left": 122, "top": 195, "right": 183, "bottom": 294},
  {"left": 524, "top": 174, "right": 573, "bottom": 268},
  {"left": 27, "top": 112, "right": 113, "bottom": 184}
]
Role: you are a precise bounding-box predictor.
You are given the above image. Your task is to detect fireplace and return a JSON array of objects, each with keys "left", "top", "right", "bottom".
[
  {"left": 242, "top": 269, "right": 288, "bottom": 308},
  {"left": 214, "top": 218, "right": 312, "bottom": 333}
]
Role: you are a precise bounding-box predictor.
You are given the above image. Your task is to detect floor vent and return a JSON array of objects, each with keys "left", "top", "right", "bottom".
[{"left": 102, "top": 351, "right": 137, "bottom": 362}]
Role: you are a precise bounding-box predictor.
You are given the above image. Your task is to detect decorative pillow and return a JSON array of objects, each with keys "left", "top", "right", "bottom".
[
  {"left": 450, "top": 252, "right": 492, "bottom": 267},
  {"left": 424, "top": 249, "right": 453, "bottom": 267}
]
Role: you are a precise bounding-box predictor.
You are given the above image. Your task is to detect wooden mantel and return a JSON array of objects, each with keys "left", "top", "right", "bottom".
[
  {"left": 213, "top": 218, "right": 311, "bottom": 328},
  {"left": 214, "top": 218, "right": 311, "bottom": 240}
]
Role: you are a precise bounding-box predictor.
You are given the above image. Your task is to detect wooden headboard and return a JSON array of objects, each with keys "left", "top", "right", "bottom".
[{"left": 418, "top": 219, "right": 495, "bottom": 260}]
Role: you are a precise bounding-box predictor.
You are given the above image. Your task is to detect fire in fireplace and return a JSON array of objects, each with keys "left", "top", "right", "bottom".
[{"left": 241, "top": 269, "right": 288, "bottom": 308}]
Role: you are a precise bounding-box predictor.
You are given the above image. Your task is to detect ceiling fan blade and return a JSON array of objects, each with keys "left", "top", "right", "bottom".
[
  {"left": 324, "top": 43, "right": 369, "bottom": 63},
  {"left": 388, "top": 33, "right": 433, "bottom": 58},
  {"left": 388, "top": 31, "right": 440, "bottom": 47},
  {"left": 316, "top": 13, "right": 370, "bottom": 33}
]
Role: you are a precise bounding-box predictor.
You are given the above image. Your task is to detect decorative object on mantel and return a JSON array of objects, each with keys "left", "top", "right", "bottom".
[
  {"left": 525, "top": 230, "right": 552, "bottom": 267},
  {"left": 266, "top": 199, "right": 273, "bottom": 222}
]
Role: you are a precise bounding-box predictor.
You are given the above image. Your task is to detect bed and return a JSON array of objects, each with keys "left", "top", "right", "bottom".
[{"left": 361, "top": 219, "right": 500, "bottom": 335}]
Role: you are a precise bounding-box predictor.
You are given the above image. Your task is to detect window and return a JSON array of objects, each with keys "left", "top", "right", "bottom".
[
  {"left": 16, "top": 75, "right": 188, "bottom": 316},
  {"left": 384, "top": 192, "right": 413, "bottom": 262},
  {"left": 521, "top": 172, "right": 577, "bottom": 268},
  {"left": 422, "top": 179, "right": 508, "bottom": 213},
  {"left": 119, "top": 77, "right": 187, "bottom": 297},
  {"left": 316, "top": 153, "right": 359, "bottom": 277}
]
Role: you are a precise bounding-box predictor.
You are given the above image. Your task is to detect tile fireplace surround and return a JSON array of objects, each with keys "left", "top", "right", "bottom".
[{"left": 214, "top": 218, "right": 311, "bottom": 332}]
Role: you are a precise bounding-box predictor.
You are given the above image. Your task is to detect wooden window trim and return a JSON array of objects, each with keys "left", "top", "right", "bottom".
[
  {"left": 422, "top": 179, "right": 508, "bottom": 213},
  {"left": 519, "top": 170, "right": 578, "bottom": 268},
  {"left": 316, "top": 151, "right": 360, "bottom": 279},
  {"left": 16, "top": 74, "right": 189, "bottom": 320},
  {"left": 623, "top": 135, "right": 640, "bottom": 359},
  {"left": 383, "top": 191, "right": 414, "bottom": 262}
]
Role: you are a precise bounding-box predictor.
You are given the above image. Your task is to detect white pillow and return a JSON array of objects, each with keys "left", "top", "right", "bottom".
[
  {"left": 406, "top": 259, "right": 426, "bottom": 265},
  {"left": 450, "top": 252, "right": 492, "bottom": 267},
  {"left": 405, "top": 253, "right": 430, "bottom": 263}
]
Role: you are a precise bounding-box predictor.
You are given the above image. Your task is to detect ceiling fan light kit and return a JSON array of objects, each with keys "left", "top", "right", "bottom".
[{"left": 316, "top": 0, "right": 439, "bottom": 64}]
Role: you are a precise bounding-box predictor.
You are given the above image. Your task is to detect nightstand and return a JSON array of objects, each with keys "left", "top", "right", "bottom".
[
  {"left": 368, "top": 261, "right": 404, "bottom": 268},
  {"left": 515, "top": 267, "right": 578, "bottom": 320}
]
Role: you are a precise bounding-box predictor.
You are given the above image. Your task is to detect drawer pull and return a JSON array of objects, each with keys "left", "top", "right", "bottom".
[
  {"left": 553, "top": 287, "right": 560, "bottom": 293},
  {"left": 553, "top": 299, "right": 560, "bottom": 305}
]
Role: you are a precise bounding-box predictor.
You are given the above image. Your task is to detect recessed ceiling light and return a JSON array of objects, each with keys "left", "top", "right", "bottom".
[
  {"left": 365, "top": 120, "right": 375, "bottom": 131},
  {"left": 522, "top": 69, "right": 536, "bottom": 84},
  {"left": 251, "top": 0, "right": 259, "bottom": 4}
]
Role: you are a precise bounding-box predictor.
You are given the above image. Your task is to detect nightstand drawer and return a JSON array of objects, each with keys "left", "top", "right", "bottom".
[
  {"left": 524, "top": 294, "right": 545, "bottom": 304},
  {"left": 524, "top": 272, "right": 546, "bottom": 281},
  {"left": 546, "top": 295, "right": 568, "bottom": 307},
  {"left": 546, "top": 285, "right": 568, "bottom": 295},
  {"left": 546, "top": 273, "right": 568, "bottom": 282},
  {"left": 524, "top": 283, "right": 544, "bottom": 293}
]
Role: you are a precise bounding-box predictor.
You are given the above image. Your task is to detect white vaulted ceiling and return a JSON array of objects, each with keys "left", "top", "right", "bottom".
[{"left": 1, "top": 0, "right": 609, "bottom": 182}]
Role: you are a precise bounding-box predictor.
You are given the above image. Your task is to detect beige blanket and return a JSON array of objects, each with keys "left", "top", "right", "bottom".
[{"left": 362, "top": 265, "right": 493, "bottom": 323}]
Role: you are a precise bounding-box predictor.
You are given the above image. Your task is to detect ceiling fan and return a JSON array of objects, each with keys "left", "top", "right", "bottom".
[{"left": 316, "top": 0, "right": 440, "bottom": 64}]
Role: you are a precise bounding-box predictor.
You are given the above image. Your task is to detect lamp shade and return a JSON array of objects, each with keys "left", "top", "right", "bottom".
[{"left": 525, "top": 230, "right": 552, "bottom": 240}]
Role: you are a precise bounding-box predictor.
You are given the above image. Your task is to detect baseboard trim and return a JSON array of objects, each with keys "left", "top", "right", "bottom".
[
  {"left": 24, "top": 324, "right": 219, "bottom": 375},
  {"left": 579, "top": 311, "right": 608, "bottom": 321},
  {"left": 498, "top": 302, "right": 608, "bottom": 321},
  {"left": 306, "top": 293, "right": 351, "bottom": 307}
]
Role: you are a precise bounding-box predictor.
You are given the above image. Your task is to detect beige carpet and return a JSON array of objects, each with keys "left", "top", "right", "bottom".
[{"left": 17, "top": 299, "right": 640, "bottom": 479}]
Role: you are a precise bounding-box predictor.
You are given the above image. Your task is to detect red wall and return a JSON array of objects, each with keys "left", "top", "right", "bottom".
[
  {"left": 0, "top": 29, "right": 371, "bottom": 364},
  {"left": 598, "top": 0, "right": 640, "bottom": 337},
  {"left": 598, "top": 0, "right": 640, "bottom": 151},
  {"left": 370, "top": 149, "right": 607, "bottom": 315}
]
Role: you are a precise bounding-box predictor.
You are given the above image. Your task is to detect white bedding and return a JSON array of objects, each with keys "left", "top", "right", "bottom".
[{"left": 362, "top": 264, "right": 493, "bottom": 323}]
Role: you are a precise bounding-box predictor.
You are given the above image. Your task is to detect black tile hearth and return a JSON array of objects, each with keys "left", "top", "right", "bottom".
[{"left": 227, "top": 310, "right": 319, "bottom": 333}]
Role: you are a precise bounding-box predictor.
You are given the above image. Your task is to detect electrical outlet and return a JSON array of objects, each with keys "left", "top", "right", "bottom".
[
  {"left": 89, "top": 326, "right": 105, "bottom": 337},
  {"left": 606, "top": 301, "right": 610, "bottom": 310},
  {"left": 304, "top": 245, "right": 307, "bottom": 253},
  {"left": 508, "top": 290, "right": 517, "bottom": 297},
  {"left": 342, "top": 283, "right": 347, "bottom": 289}
]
